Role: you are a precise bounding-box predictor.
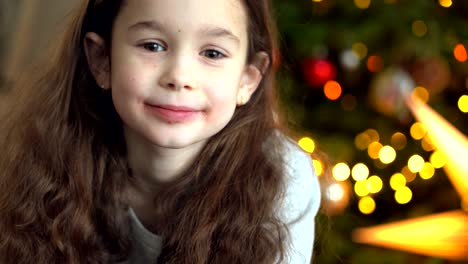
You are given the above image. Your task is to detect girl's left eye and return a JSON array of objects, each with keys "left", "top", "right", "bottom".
[{"left": 201, "top": 49, "right": 226, "bottom": 59}]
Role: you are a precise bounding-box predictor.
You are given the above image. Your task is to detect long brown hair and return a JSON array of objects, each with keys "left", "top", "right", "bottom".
[{"left": 0, "top": 0, "right": 290, "bottom": 263}]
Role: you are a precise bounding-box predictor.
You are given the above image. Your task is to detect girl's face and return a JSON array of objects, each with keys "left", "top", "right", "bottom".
[{"left": 87, "top": 0, "right": 264, "bottom": 150}]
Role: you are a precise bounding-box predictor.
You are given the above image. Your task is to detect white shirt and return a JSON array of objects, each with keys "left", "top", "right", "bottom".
[{"left": 120, "top": 139, "right": 321, "bottom": 263}]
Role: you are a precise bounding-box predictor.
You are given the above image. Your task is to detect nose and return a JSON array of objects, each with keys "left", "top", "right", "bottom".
[{"left": 158, "top": 53, "right": 196, "bottom": 90}]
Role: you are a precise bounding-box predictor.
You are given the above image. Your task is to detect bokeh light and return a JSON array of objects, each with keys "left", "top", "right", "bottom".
[
  {"left": 367, "top": 175, "right": 383, "bottom": 194},
  {"left": 401, "top": 166, "right": 417, "bottom": 182},
  {"left": 379, "top": 145, "right": 396, "bottom": 164},
  {"left": 430, "top": 151, "right": 446, "bottom": 169},
  {"left": 352, "top": 163, "right": 370, "bottom": 181},
  {"left": 355, "top": 181, "right": 370, "bottom": 197},
  {"left": 326, "top": 183, "right": 345, "bottom": 202},
  {"left": 395, "top": 186, "right": 413, "bottom": 204},
  {"left": 454, "top": 44, "right": 467, "bottom": 62},
  {"left": 333, "top": 162, "right": 351, "bottom": 181},
  {"left": 439, "top": 0, "right": 452, "bottom": 8},
  {"left": 352, "top": 42, "right": 368, "bottom": 59},
  {"left": 367, "top": 55, "right": 384, "bottom": 72},
  {"left": 355, "top": 132, "right": 372, "bottom": 150},
  {"left": 390, "top": 173, "right": 406, "bottom": 190},
  {"left": 298, "top": 137, "right": 315, "bottom": 153},
  {"left": 365, "top": 129, "right": 380, "bottom": 142},
  {"left": 421, "top": 135, "right": 436, "bottom": 152},
  {"left": 368, "top": 141, "right": 383, "bottom": 159},
  {"left": 354, "top": 0, "right": 371, "bottom": 9},
  {"left": 410, "top": 122, "right": 427, "bottom": 140},
  {"left": 391, "top": 132, "right": 407, "bottom": 150},
  {"left": 412, "top": 20, "right": 427, "bottom": 37},
  {"left": 324, "top": 80, "right": 343, "bottom": 100},
  {"left": 458, "top": 95, "right": 468, "bottom": 113},
  {"left": 408, "top": 155, "right": 425, "bottom": 173},
  {"left": 359, "top": 196, "right": 376, "bottom": 214},
  {"left": 411, "top": 86, "right": 430, "bottom": 103},
  {"left": 313, "top": 159, "right": 323, "bottom": 176},
  {"left": 419, "top": 162, "right": 435, "bottom": 180}
]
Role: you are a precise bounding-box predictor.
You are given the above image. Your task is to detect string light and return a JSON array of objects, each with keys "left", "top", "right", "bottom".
[
  {"left": 412, "top": 20, "right": 428, "bottom": 37},
  {"left": 391, "top": 132, "right": 407, "bottom": 150},
  {"left": 395, "top": 186, "right": 413, "bottom": 204},
  {"left": 401, "top": 166, "right": 417, "bottom": 182},
  {"left": 458, "top": 95, "right": 468, "bottom": 113},
  {"left": 421, "top": 135, "right": 436, "bottom": 152},
  {"left": 355, "top": 181, "right": 370, "bottom": 197},
  {"left": 313, "top": 159, "right": 324, "bottom": 176},
  {"left": 352, "top": 42, "right": 368, "bottom": 59},
  {"left": 439, "top": 0, "right": 453, "bottom": 8},
  {"left": 324, "top": 80, "right": 343, "bottom": 100},
  {"left": 354, "top": 0, "right": 371, "bottom": 9},
  {"left": 419, "top": 163, "right": 435, "bottom": 180},
  {"left": 454, "top": 44, "right": 467, "bottom": 62},
  {"left": 367, "top": 55, "right": 384, "bottom": 72},
  {"left": 333, "top": 163, "right": 351, "bottom": 181},
  {"left": 352, "top": 163, "right": 370, "bottom": 181},
  {"left": 410, "top": 122, "right": 427, "bottom": 140},
  {"left": 408, "top": 155, "right": 425, "bottom": 173},
  {"left": 367, "top": 175, "right": 383, "bottom": 194},
  {"left": 298, "top": 137, "right": 315, "bottom": 153},
  {"left": 368, "top": 141, "right": 383, "bottom": 159},
  {"left": 358, "top": 196, "right": 376, "bottom": 214},
  {"left": 355, "top": 132, "right": 372, "bottom": 150},
  {"left": 390, "top": 173, "right": 407, "bottom": 191},
  {"left": 379, "top": 145, "right": 396, "bottom": 164},
  {"left": 411, "top": 86, "right": 430, "bottom": 103},
  {"left": 430, "top": 151, "right": 446, "bottom": 169}
]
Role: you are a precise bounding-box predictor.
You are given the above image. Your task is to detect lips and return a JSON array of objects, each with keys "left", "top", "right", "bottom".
[{"left": 145, "top": 103, "right": 202, "bottom": 123}]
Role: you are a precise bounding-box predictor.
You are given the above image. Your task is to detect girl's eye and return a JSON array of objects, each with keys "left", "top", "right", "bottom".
[
  {"left": 142, "top": 42, "right": 166, "bottom": 52},
  {"left": 201, "top": 49, "right": 226, "bottom": 59}
]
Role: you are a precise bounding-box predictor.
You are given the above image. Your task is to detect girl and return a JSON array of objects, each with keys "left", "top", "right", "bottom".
[{"left": 0, "top": 0, "right": 320, "bottom": 263}]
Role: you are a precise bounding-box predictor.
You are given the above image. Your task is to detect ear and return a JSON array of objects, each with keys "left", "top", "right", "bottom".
[
  {"left": 84, "top": 32, "right": 111, "bottom": 90},
  {"left": 237, "top": 52, "right": 270, "bottom": 106}
]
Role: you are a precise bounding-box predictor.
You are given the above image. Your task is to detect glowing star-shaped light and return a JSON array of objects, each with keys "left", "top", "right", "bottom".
[
  {"left": 352, "top": 210, "right": 468, "bottom": 260},
  {"left": 405, "top": 95, "right": 468, "bottom": 204}
]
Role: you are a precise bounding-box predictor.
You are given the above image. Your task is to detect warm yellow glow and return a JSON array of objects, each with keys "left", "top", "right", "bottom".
[
  {"left": 439, "top": 0, "right": 453, "bottom": 8},
  {"left": 352, "top": 210, "right": 468, "bottom": 260},
  {"left": 352, "top": 42, "right": 368, "bottom": 60},
  {"left": 421, "top": 135, "right": 436, "bottom": 152},
  {"left": 454, "top": 44, "right": 467, "bottom": 62},
  {"left": 355, "top": 132, "right": 372, "bottom": 150},
  {"left": 313, "top": 159, "right": 323, "bottom": 176},
  {"left": 408, "top": 155, "right": 425, "bottom": 173},
  {"left": 401, "top": 166, "right": 417, "bottom": 182},
  {"left": 430, "top": 151, "right": 446, "bottom": 169},
  {"left": 367, "top": 175, "right": 383, "bottom": 194},
  {"left": 391, "top": 132, "right": 407, "bottom": 150},
  {"left": 352, "top": 163, "right": 370, "bottom": 181},
  {"left": 395, "top": 186, "right": 412, "bottom": 204},
  {"left": 326, "top": 183, "right": 345, "bottom": 202},
  {"left": 333, "top": 163, "right": 351, "bottom": 181},
  {"left": 365, "top": 129, "right": 380, "bottom": 142},
  {"left": 412, "top": 20, "right": 427, "bottom": 37},
  {"left": 368, "top": 141, "right": 383, "bottom": 159},
  {"left": 298, "top": 137, "right": 315, "bottom": 153},
  {"left": 410, "top": 122, "right": 427, "bottom": 140},
  {"left": 406, "top": 95, "right": 468, "bottom": 205},
  {"left": 390, "top": 173, "right": 406, "bottom": 190},
  {"left": 312, "top": 0, "right": 323, "bottom": 2},
  {"left": 355, "top": 181, "right": 369, "bottom": 197},
  {"left": 458, "top": 95, "right": 468, "bottom": 113},
  {"left": 379, "top": 145, "right": 396, "bottom": 164},
  {"left": 354, "top": 0, "right": 371, "bottom": 9},
  {"left": 419, "top": 163, "right": 435, "bottom": 180},
  {"left": 411, "top": 86, "right": 430, "bottom": 103},
  {"left": 358, "top": 196, "right": 376, "bottom": 214}
]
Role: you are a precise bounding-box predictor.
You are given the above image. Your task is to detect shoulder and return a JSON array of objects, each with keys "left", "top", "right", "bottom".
[{"left": 276, "top": 136, "right": 321, "bottom": 263}]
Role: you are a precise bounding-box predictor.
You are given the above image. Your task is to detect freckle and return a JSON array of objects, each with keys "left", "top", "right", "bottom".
[{"left": 178, "top": 29, "right": 181, "bottom": 33}]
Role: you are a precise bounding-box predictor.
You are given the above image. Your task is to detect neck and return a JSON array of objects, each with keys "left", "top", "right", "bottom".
[{"left": 123, "top": 125, "right": 205, "bottom": 230}]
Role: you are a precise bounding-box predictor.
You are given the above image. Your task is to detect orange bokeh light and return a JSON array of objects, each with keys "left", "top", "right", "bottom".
[
  {"left": 367, "top": 55, "right": 384, "bottom": 72},
  {"left": 324, "top": 80, "right": 343, "bottom": 100},
  {"left": 454, "top": 44, "right": 467, "bottom": 62}
]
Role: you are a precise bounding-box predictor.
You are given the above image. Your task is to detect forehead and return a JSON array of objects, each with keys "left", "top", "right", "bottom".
[{"left": 115, "top": 0, "right": 248, "bottom": 40}]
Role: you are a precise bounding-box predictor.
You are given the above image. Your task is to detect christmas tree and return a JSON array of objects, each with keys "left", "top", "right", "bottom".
[{"left": 272, "top": 0, "right": 468, "bottom": 263}]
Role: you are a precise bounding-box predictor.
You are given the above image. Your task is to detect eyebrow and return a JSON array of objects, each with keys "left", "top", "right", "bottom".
[{"left": 128, "top": 20, "right": 240, "bottom": 45}]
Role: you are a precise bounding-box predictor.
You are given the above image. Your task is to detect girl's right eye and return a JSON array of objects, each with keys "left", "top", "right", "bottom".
[{"left": 141, "top": 42, "right": 166, "bottom": 52}]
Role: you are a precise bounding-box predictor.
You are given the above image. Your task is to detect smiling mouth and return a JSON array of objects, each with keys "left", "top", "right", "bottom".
[{"left": 144, "top": 103, "right": 202, "bottom": 123}]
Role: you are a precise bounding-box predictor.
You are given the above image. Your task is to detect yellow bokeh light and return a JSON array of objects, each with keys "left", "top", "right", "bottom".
[
  {"left": 352, "top": 163, "right": 370, "bottom": 181},
  {"left": 333, "top": 162, "right": 351, "bottom": 181},
  {"left": 352, "top": 42, "right": 368, "bottom": 60},
  {"left": 412, "top": 20, "right": 428, "bottom": 37},
  {"left": 390, "top": 173, "right": 406, "bottom": 191},
  {"left": 411, "top": 86, "right": 430, "bottom": 103},
  {"left": 313, "top": 159, "right": 323, "bottom": 176},
  {"left": 367, "top": 175, "right": 383, "bottom": 194},
  {"left": 355, "top": 132, "right": 372, "bottom": 150},
  {"left": 379, "top": 145, "right": 396, "bottom": 164},
  {"left": 368, "top": 141, "right": 383, "bottom": 159},
  {"left": 439, "top": 0, "right": 452, "bottom": 7},
  {"left": 312, "top": 0, "right": 323, "bottom": 2},
  {"left": 365, "top": 129, "right": 380, "bottom": 142},
  {"left": 354, "top": 0, "right": 371, "bottom": 9},
  {"left": 458, "top": 95, "right": 468, "bottom": 113},
  {"left": 355, "top": 181, "right": 370, "bottom": 197},
  {"left": 419, "top": 162, "right": 435, "bottom": 180},
  {"left": 430, "top": 151, "right": 446, "bottom": 169},
  {"left": 395, "top": 186, "right": 413, "bottom": 204},
  {"left": 401, "top": 166, "right": 417, "bottom": 182},
  {"left": 408, "top": 155, "right": 425, "bottom": 173},
  {"left": 410, "top": 122, "right": 427, "bottom": 140},
  {"left": 359, "top": 196, "right": 376, "bottom": 214},
  {"left": 391, "top": 132, "right": 407, "bottom": 150},
  {"left": 421, "top": 135, "right": 436, "bottom": 152},
  {"left": 298, "top": 137, "right": 315, "bottom": 153}
]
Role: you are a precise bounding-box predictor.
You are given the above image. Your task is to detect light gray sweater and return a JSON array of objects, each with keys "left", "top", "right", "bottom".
[{"left": 119, "top": 139, "right": 321, "bottom": 263}]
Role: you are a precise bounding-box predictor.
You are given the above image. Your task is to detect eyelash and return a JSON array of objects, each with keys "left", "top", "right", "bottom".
[{"left": 140, "top": 42, "right": 227, "bottom": 60}]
